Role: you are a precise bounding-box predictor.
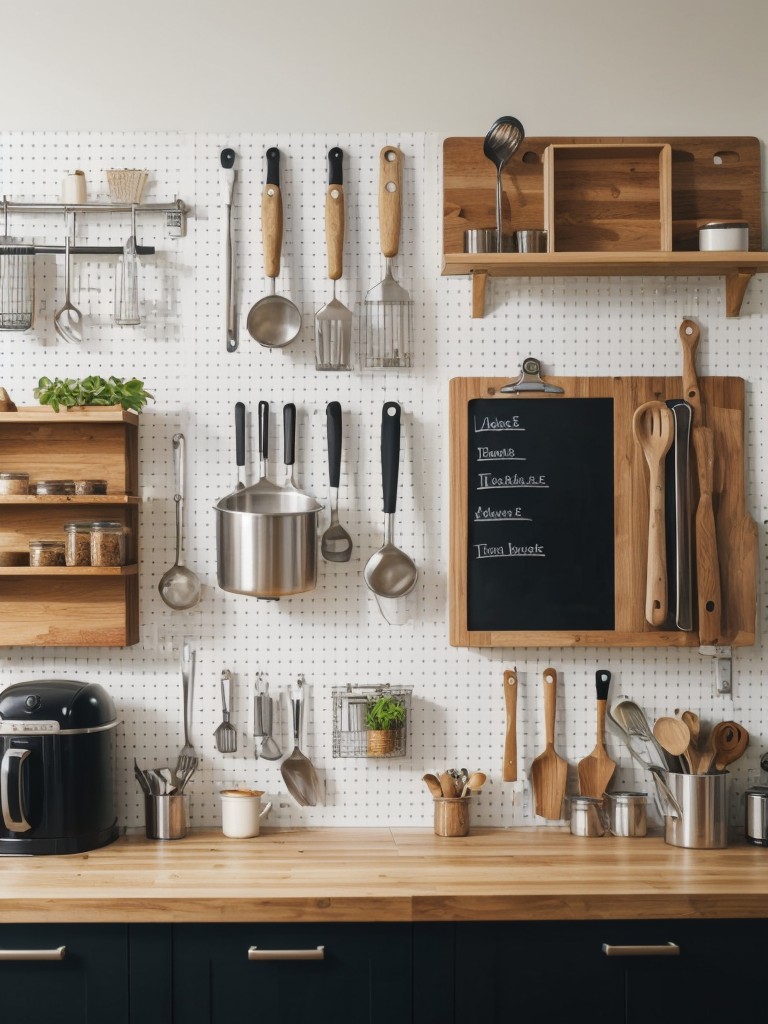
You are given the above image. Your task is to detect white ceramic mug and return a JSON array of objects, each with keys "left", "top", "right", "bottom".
[{"left": 220, "top": 789, "right": 272, "bottom": 838}]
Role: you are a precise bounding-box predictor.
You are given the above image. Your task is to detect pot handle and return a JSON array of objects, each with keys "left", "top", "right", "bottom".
[
  {"left": 326, "top": 401, "right": 342, "bottom": 489},
  {"left": 381, "top": 401, "right": 401, "bottom": 515},
  {"left": 235, "top": 402, "right": 245, "bottom": 472},
  {"left": 283, "top": 403, "right": 296, "bottom": 468},
  {"left": 258, "top": 401, "right": 269, "bottom": 463}
]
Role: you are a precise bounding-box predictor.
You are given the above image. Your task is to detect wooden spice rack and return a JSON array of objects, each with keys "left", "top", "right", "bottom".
[
  {"left": 443, "top": 135, "right": 768, "bottom": 317},
  {"left": 0, "top": 406, "right": 139, "bottom": 647}
]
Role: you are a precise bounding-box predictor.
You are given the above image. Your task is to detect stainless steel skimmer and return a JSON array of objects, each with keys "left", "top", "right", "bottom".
[
  {"left": 315, "top": 147, "right": 352, "bottom": 370},
  {"left": 214, "top": 669, "right": 237, "bottom": 753},
  {"left": 321, "top": 401, "right": 353, "bottom": 562}
]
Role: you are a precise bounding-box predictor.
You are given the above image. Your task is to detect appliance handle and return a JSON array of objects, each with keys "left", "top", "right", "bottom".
[
  {"left": 0, "top": 747, "right": 32, "bottom": 832},
  {"left": 248, "top": 946, "right": 325, "bottom": 961}
]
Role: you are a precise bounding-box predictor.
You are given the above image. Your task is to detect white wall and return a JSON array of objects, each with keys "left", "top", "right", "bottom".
[{"left": 4, "top": 0, "right": 767, "bottom": 136}]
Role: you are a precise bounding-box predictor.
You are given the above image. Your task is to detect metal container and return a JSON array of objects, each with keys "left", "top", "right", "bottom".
[
  {"left": 515, "top": 229, "right": 548, "bottom": 253},
  {"left": 699, "top": 220, "right": 749, "bottom": 251},
  {"left": 216, "top": 488, "right": 322, "bottom": 599},
  {"left": 663, "top": 771, "right": 728, "bottom": 849},
  {"left": 463, "top": 228, "right": 515, "bottom": 253},
  {"left": 144, "top": 793, "right": 186, "bottom": 841},
  {"left": 569, "top": 796, "right": 605, "bottom": 837},
  {"left": 605, "top": 791, "right": 648, "bottom": 837},
  {"left": 745, "top": 786, "right": 768, "bottom": 846}
]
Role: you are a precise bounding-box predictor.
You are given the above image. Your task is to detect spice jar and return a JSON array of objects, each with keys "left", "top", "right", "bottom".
[
  {"left": 33, "top": 480, "right": 76, "bottom": 495},
  {"left": 74, "top": 479, "right": 108, "bottom": 495},
  {"left": 64, "top": 522, "right": 94, "bottom": 566},
  {"left": 29, "top": 540, "right": 66, "bottom": 567},
  {"left": 90, "top": 521, "right": 125, "bottom": 566},
  {"left": 0, "top": 472, "right": 29, "bottom": 495}
]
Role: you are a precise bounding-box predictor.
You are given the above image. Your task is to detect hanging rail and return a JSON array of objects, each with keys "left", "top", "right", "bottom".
[{"left": 0, "top": 198, "right": 187, "bottom": 215}]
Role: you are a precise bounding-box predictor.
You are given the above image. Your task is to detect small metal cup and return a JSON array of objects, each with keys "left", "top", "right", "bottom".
[
  {"left": 464, "top": 228, "right": 515, "bottom": 253},
  {"left": 569, "top": 796, "right": 605, "bottom": 837},
  {"left": 605, "top": 791, "right": 648, "bottom": 837},
  {"left": 515, "top": 229, "right": 548, "bottom": 253},
  {"left": 145, "top": 794, "right": 186, "bottom": 841}
]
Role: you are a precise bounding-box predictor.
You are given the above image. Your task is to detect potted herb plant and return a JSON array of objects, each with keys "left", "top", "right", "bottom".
[
  {"left": 34, "top": 375, "right": 153, "bottom": 414},
  {"left": 365, "top": 693, "right": 406, "bottom": 757}
]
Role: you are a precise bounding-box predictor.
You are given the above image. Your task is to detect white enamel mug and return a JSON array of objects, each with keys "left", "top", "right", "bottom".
[{"left": 220, "top": 788, "right": 272, "bottom": 838}]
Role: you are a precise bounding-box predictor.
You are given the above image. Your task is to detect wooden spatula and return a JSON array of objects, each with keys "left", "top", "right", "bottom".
[
  {"left": 577, "top": 670, "right": 616, "bottom": 797},
  {"left": 502, "top": 668, "right": 518, "bottom": 782},
  {"left": 530, "top": 667, "right": 567, "bottom": 819}
]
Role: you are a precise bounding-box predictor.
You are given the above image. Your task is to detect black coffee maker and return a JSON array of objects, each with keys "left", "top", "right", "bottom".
[{"left": 0, "top": 679, "right": 119, "bottom": 854}]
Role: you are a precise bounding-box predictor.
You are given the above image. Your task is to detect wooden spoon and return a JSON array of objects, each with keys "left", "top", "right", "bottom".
[
  {"left": 577, "top": 669, "right": 616, "bottom": 798},
  {"left": 461, "top": 771, "right": 487, "bottom": 798},
  {"left": 653, "top": 716, "right": 693, "bottom": 772},
  {"left": 633, "top": 401, "right": 675, "bottom": 626},
  {"left": 677, "top": 709, "right": 702, "bottom": 772},
  {"left": 711, "top": 721, "right": 749, "bottom": 772},
  {"left": 530, "top": 668, "right": 567, "bottom": 819},
  {"left": 502, "top": 668, "right": 518, "bottom": 781},
  {"left": 422, "top": 773, "right": 442, "bottom": 799},
  {"left": 438, "top": 771, "right": 458, "bottom": 798}
]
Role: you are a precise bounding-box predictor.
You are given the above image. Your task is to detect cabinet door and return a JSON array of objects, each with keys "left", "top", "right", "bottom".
[
  {"left": 0, "top": 923, "right": 129, "bottom": 1024},
  {"left": 455, "top": 920, "right": 625, "bottom": 1023},
  {"left": 173, "top": 922, "right": 412, "bottom": 1024}
]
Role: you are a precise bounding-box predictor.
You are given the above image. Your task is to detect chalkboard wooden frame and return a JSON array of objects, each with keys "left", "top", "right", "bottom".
[{"left": 449, "top": 375, "right": 754, "bottom": 649}]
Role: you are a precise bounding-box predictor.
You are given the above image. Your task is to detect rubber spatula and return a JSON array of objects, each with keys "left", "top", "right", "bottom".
[{"left": 577, "top": 670, "right": 616, "bottom": 798}]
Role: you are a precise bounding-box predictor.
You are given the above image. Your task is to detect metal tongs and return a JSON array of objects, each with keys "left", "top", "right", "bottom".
[{"left": 608, "top": 695, "right": 681, "bottom": 820}]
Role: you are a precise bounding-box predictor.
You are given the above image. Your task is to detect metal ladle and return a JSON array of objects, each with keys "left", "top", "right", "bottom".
[
  {"left": 53, "top": 228, "right": 83, "bottom": 344},
  {"left": 483, "top": 115, "right": 525, "bottom": 253},
  {"left": 364, "top": 402, "right": 418, "bottom": 601},
  {"left": 246, "top": 146, "right": 301, "bottom": 348},
  {"left": 158, "top": 433, "right": 202, "bottom": 610}
]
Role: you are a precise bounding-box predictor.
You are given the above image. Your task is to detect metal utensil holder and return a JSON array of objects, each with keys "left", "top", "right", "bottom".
[{"left": 331, "top": 683, "right": 412, "bottom": 758}]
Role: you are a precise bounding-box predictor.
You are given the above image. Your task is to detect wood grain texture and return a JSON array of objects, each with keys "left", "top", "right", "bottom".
[
  {"left": 449, "top": 375, "right": 751, "bottom": 648},
  {"left": 502, "top": 669, "right": 518, "bottom": 782},
  {"left": 325, "top": 182, "right": 344, "bottom": 281},
  {"left": 379, "top": 146, "right": 402, "bottom": 258},
  {"left": 530, "top": 668, "right": 567, "bottom": 819},
  {"left": 692, "top": 426, "right": 722, "bottom": 645},
  {"left": 261, "top": 182, "right": 283, "bottom": 279},
  {"left": 2, "top": 828, "right": 768, "bottom": 924}
]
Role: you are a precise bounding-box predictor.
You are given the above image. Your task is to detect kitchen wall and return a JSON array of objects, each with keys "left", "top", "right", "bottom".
[{"left": 1, "top": 1, "right": 766, "bottom": 831}]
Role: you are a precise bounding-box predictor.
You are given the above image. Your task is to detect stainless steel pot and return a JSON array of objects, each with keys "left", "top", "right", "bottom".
[{"left": 215, "top": 402, "right": 322, "bottom": 599}]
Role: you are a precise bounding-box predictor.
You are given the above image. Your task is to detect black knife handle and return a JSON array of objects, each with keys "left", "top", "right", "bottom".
[
  {"left": 595, "top": 670, "right": 611, "bottom": 702},
  {"left": 258, "top": 401, "right": 269, "bottom": 460},
  {"left": 283, "top": 403, "right": 296, "bottom": 467},
  {"left": 235, "top": 402, "right": 245, "bottom": 468},
  {"left": 328, "top": 147, "right": 343, "bottom": 187},
  {"left": 327, "top": 401, "right": 342, "bottom": 489},
  {"left": 266, "top": 147, "right": 280, "bottom": 187},
  {"left": 381, "top": 402, "right": 401, "bottom": 515}
]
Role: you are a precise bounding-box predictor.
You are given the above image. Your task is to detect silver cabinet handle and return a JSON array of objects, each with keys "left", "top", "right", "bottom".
[
  {"left": 602, "top": 942, "right": 680, "bottom": 957},
  {"left": 0, "top": 946, "right": 66, "bottom": 961},
  {"left": 1, "top": 747, "right": 32, "bottom": 832},
  {"left": 248, "top": 946, "right": 325, "bottom": 961}
]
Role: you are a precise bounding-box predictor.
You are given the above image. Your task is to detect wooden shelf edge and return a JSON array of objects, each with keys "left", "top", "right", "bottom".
[
  {"left": 0, "top": 406, "right": 139, "bottom": 424},
  {"left": 448, "top": 629, "right": 754, "bottom": 649},
  {"left": 0, "top": 564, "right": 138, "bottom": 576},
  {"left": 0, "top": 495, "right": 139, "bottom": 504}
]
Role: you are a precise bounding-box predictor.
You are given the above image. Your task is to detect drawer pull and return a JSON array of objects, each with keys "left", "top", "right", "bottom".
[
  {"left": 248, "top": 945, "right": 325, "bottom": 961},
  {"left": 0, "top": 946, "right": 66, "bottom": 961},
  {"left": 602, "top": 942, "right": 680, "bottom": 957}
]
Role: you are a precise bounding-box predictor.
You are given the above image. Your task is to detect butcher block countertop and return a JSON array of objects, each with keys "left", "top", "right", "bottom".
[{"left": 2, "top": 827, "right": 768, "bottom": 924}]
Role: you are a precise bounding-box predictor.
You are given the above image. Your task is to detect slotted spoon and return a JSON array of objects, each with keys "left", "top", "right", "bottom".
[{"left": 214, "top": 669, "right": 237, "bottom": 753}]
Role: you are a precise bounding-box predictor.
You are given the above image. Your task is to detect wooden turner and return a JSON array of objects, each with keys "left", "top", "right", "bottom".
[
  {"left": 577, "top": 670, "right": 616, "bottom": 797},
  {"left": 502, "top": 668, "right": 518, "bottom": 782},
  {"left": 530, "top": 667, "right": 567, "bottom": 819}
]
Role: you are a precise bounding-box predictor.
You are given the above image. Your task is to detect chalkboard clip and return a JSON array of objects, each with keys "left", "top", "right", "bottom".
[{"left": 500, "top": 357, "right": 565, "bottom": 395}]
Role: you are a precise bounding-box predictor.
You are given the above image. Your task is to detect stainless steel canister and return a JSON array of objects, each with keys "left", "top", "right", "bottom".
[
  {"left": 663, "top": 771, "right": 728, "bottom": 849},
  {"left": 569, "top": 796, "right": 605, "bottom": 837},
  {"left": 745, "top": 787, "right": 768, "bottom": 846},
  {"left": 605, "top": 791, "right": 648, "bottom": 837}
]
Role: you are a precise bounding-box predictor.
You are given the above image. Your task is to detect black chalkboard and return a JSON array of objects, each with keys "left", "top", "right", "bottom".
[{"left": 467, "top": 398, "right": 615, "bottom": 632}]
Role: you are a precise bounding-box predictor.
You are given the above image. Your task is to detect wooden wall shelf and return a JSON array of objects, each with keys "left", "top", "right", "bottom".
[
  {"left": 0, "top": 407, "right": 139, "bottom": 647},
  {"left": 443, "top": 136, "right": 765, "bottom": 318}
]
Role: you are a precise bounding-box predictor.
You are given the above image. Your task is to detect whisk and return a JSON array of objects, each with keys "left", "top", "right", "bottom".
[{"left": 214, "top": 669, "right": 238, "bottom": 753}]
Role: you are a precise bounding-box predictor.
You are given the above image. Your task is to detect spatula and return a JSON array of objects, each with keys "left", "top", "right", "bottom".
[
  {"left": 530, "top": 667, "right": 567, "bottom": 819},
  {"left": 577, "top": 669, "right": 616, "bottom": 797},
  {"left": 315, "top": 147, "right": 352, "bottom": 370}
]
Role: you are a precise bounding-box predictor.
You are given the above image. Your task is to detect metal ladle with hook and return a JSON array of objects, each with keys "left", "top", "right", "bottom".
[
  {"left": 53, "top": 215, "right": 83, "bottom": 344},
  {"left": 158, "top": 432, "right": 202, "bottom": 611}
]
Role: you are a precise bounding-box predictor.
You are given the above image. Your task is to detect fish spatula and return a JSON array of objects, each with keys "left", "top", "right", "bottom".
[{"left": 315, "top": 147, "right": 352, "bottom": 370}]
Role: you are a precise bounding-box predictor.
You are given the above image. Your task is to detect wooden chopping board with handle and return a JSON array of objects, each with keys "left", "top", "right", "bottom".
[
  {"left": 530, "top": 667, "right": 567, "bottom": 819},
  {"left": 577, "top": 669, "right": 616, "bottom": 797}
]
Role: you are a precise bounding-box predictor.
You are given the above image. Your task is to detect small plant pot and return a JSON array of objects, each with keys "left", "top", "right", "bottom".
[{"left": 367, "top": 729, "right": 398, "bottom": 757}]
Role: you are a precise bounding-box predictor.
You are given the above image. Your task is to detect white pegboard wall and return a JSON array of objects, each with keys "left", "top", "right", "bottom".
[{"left": 0, "top": 131, "right": 765, "bottom": 835}]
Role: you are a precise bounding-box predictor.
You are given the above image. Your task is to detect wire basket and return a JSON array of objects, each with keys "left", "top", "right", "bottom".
[
  {"left": 332, "top": 683, "right": 412, "bottom": 758},
  {"left": 0, "top": 243, "right": 34, "bottom": 331}
]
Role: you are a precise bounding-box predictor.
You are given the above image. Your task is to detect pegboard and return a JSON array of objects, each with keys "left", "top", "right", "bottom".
[{"left": 0, "top": 131, "right": 765, "bottom": 836}]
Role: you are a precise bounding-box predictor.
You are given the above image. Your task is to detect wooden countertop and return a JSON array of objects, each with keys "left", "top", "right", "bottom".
[{"left": 2, "top": 827, "right": 768, "bottom": 924}]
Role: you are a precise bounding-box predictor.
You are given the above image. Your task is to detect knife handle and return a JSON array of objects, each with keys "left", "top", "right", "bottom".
[
  {"left": 693, "top": 426, "right": 721, "bottom": 644},
  {"left": 503, "top": 669, "right": 517, "bottom": 782}
]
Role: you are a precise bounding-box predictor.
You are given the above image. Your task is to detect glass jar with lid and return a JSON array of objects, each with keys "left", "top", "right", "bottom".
[
  {"left": 0, "top": 472, "right": 29, "bottom": 495},
  {"left": 33, "top": 480, "right": 76, "bottom": 496},
  {"left": 29, "top": 539, "right": 66, "bottom": 567},
  {"left": 74, "top": 479, "right": 108, "bottom": 495},
  {"left": 90, "top": 521, "right": 126, "bottom": 567},
  {"left": 64, "top": 521, "right": 94, "bottom": 566}
]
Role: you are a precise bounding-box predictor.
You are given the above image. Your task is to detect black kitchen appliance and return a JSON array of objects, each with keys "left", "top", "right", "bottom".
[{"left": 0, "top": 679, "right": 118, "bottom": 854}]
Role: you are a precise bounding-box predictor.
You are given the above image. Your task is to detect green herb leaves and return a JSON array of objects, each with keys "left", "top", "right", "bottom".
[
  {"left": 364, "top": 695, "right": 406, "bottom": 732},
  {"left": 34, "top": 375, "right": 154, "bottom": 413}
]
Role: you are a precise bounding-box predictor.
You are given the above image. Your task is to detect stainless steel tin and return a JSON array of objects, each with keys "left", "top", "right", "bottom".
[
  {"left": 745, "top": 786, "right": 768, "bottom": 846},
  {"left": 698, "top": 220, "right": 749, "bottom": 251},
  {"left": 215, "top": 488, "right": 322, "bottom": 599},
  {"left": 515, "top": 228, "right": 548, "bottom": 253},
  {"left": 605, "top": 791, "right": 648, "bottom": 837},
  {"left": 463, "top": 229, "right": 514, "bottom": 253},
  {"left": 663, "top": 771, "right": 728, "bottom": 849},
  {"left": 569, "top": 796, "right": 605, "bottom": 837},
  {"left": 144, "top": 793, "right": 186, "bottom": 841}
]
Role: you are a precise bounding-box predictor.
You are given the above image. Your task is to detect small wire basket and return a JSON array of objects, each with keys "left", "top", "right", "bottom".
[
  {"left": 106, "top": 169, "right": 148, "bottom": 204},
  {"left": 332, "top": 683, "right": 412, "bottom": 758},
  {"left": 0, "top": 242, "right": 35, "bottom": 331}
]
